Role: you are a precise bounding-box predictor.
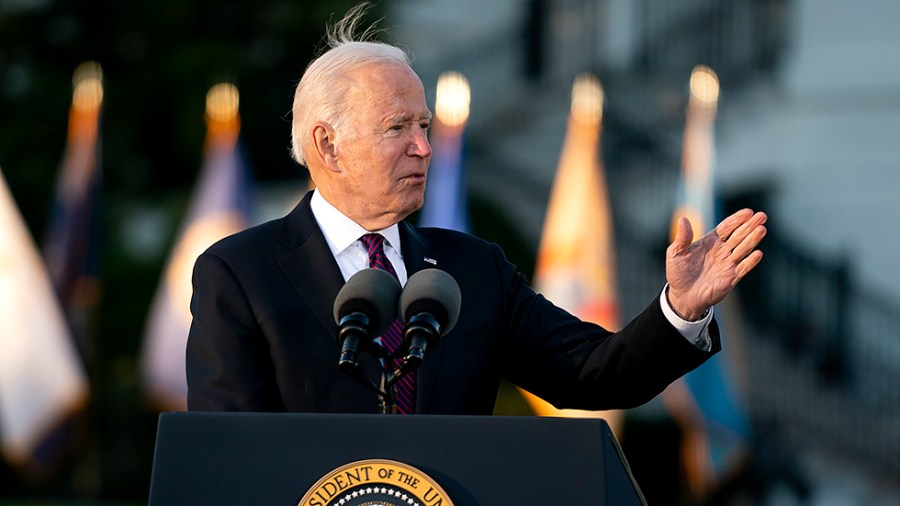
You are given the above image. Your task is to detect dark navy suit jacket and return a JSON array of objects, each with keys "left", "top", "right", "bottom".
[{"left": 186, "top": 191, "right": 720, "bottom": 414}]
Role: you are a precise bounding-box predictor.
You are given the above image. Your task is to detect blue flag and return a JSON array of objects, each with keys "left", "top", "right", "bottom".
[
  {"left": 43, "top": 62, "right": 104, "bottom": 363},
  {"left": 668, "top": 66, "right": 751, "bottom": 497},
  {"left": 420, "top": 72, "right": 470, "bottom": 232},
  {"left": 420, "top": 123, "right": 468, "bottom": 231}
]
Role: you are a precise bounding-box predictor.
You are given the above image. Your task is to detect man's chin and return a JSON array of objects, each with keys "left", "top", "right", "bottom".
[{"left": 391, "top": 198, "right": 423, "bottom": 223}]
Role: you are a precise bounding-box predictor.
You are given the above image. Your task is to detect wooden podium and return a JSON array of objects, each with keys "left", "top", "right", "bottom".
[{"left": 149, "top": 412, "right": 646, "bottom": 505}]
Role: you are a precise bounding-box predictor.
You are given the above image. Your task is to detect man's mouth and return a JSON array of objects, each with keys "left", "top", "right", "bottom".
[{"left": 400, "top": 172, "right": 426, "bottom": 184}]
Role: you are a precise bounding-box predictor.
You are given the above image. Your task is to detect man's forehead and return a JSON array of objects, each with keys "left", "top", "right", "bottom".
[
  {"left": 344, "top": 64, "right": 429, "bottom": 113},
  {"left": 346, "top": 61, "right": 421, "bottom": 87}
]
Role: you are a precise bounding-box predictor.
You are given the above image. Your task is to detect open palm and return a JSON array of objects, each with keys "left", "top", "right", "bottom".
[{"left": 665, "top": 209, "right": 768, "bottom": 320}]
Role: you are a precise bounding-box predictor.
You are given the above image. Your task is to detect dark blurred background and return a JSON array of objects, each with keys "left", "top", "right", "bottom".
[{"left": 2, "top": 0, "right": 899, "bottom": 504}]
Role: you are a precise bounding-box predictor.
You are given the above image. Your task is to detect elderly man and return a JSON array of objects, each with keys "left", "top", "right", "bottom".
[{"left": 185, "top": 5, "right": 767, "bottom": 415}]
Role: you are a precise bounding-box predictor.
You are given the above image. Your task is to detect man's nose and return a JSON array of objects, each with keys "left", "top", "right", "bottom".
[{"left": 409, "top": 130, "right": 432, "bottom": 158}]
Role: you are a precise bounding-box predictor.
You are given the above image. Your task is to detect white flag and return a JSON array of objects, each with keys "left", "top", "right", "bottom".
[{"left": 0, "top": 166, "right": 88, "bottom": 467}]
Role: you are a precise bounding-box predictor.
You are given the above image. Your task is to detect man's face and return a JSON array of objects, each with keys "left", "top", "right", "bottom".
[{"left": 331, "top": 62, "right": 433, "bottom": 230}]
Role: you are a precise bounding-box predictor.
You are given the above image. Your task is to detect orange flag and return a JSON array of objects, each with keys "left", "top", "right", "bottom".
[{"left": 523, "top": 74, "right": 623, "bottom": 433}]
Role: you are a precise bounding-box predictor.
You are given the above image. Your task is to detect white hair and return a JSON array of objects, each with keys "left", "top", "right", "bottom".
[{"left": 290, "top": 3, "right": 411, "bottom": 166}]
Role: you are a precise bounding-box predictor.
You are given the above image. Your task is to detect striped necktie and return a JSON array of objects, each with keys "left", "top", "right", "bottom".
[{"left": 359, "top": 233, "right": 415, "bottom": 414}]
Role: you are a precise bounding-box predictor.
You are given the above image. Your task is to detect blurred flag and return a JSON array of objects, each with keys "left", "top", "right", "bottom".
[
  {"left": 0, "top": 165, "right": 89, "bottom": 473},
  {"left": 665, "top": 65, "right": 752, "bottom": 499},
  {"left": 420, "top": 71, "right": 470, "bottom": 232},
  {"left": 672, "top": 66, "right": 718, "bottom": 242},
  {"left": 521, "top": 74, "right": 623, "bottom": 433},
  {"left": 43, "top": 61, "right": 104, "bottom": 363},
  {"left": 140, "top": 83, "right": 253, "bottom": 410}
]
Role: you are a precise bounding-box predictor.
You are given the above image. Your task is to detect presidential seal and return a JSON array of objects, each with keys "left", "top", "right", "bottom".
[{"left": 298, "top": 459, "right": 453, "bottom": 506}]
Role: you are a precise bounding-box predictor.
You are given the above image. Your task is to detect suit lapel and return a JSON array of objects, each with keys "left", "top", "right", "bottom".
[
  {"left": 276, "top": 192, "right": 383, "bottom": 384},
  {"left": 399, "top": 221, "right": 435, "bottom": 277},
  {"left": 400, "top": 223, "right": 453, "bottom": 413},
  {"left": 276, "top": 192, "right": 343, "bottom": 337}
]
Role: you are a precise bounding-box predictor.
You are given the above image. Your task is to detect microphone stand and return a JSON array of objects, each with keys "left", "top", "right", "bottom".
[
  {"left": 339, "top": 315, "right": 440, "bottom": 415},
  {"left": 377, "top": 315, "right": 440, "bottom": 414},
  {"left": 378, "top": 350, "right": 422, "bottom": 415},
  {"left": 378, "top": 370, "right": 397, "bottom": 415},
  {"left": 340, "top": 347, "right": 420, "bottom": 415}
]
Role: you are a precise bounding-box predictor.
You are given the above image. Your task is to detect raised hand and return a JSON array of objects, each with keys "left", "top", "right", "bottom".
[{"left": 665, "top": 209, "right": 767, "bottom": 320}]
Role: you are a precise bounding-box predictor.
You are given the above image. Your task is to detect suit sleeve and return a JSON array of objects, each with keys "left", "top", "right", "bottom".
[
  {"left": 491, "top": 243, "right": 721, "bottom": 411},
  {"left": 186, "top": 252, "right": 286, "bottom": 411}
]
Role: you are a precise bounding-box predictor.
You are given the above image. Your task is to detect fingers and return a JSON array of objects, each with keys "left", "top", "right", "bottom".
[
  {"left": 712, "top": 209, "right": 767, "bottom": 281},
  {"left": 715, "top": 208, "right": 756, "bottom": 241},
  {"left": 729, "top": 222, "right": 767, "bottom": 262},
  {"left": 723, "top": 210, "right": 766, "bottom": 280},
  {"left": 717, "top": 209, "right": 766, "bottom": 247},
  {"left": 735, "top": 250, "right": 764, "bottom": 279}
]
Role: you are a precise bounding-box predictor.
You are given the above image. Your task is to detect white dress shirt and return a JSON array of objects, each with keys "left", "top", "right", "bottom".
[{"left": 310, "top": 190, "right": 408, "bottom": 285}]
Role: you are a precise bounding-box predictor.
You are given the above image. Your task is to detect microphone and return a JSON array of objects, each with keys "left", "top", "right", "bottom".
[
  {"left": 398, "top": 269, "right": 461, "bottom": 371},
  {"left": 333, "top": 268, "right": 401, "bottom": 373}
]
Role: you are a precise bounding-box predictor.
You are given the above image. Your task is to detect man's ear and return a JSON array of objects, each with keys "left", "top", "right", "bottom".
[{"left": 312, "top": 122, "right": 340, "bottom": 172}]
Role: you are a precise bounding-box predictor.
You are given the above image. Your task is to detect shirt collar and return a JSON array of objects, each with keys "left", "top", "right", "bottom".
[{"left": 309, "top": 189, "right": 402, "bottom": 256}]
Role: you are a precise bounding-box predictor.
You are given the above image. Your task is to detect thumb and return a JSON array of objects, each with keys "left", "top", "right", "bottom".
[{"left": 670, "top": 217, "right": 693, "bottom": 254}]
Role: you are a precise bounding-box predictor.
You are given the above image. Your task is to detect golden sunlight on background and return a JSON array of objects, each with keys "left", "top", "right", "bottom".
[{"left": 434, "top": 71, "right": 470, "bottom": 127}]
